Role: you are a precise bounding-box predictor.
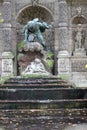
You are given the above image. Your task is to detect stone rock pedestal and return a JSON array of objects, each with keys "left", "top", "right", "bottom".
[
  {"left": 57, "top": 51, "right": 70, "bottom": 77},
  {"left": 1, "top": 52, "right": 14, "bottom": 77},
  {"left": 17, "top": 42, "right": 53, "bottom": 76}
]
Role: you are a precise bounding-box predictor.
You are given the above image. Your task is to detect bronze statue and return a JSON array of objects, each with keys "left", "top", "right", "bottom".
[{"left": 23, "top": 18, "right": 52, "bottom": 49}]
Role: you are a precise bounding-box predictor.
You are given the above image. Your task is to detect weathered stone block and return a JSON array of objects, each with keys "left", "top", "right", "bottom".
[
  {"left": 58, "top": 51, "right": 70, "bottom": 75},
  {"left": 1, "top": 52, "right": 14, "bottom": 76}
]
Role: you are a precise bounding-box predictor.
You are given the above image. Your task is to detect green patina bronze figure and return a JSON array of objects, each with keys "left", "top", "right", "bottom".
[{"left": 23, "top": 18, "right": 52, "bottom": 49}]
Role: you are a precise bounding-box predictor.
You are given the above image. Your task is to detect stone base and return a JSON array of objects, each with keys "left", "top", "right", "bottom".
[
  {"left": 17, "top": 41, "right": 54, "bottom": 75},
  {"left": 57, "top": 51, "right": 70, "bottom": 75},
  {"left": 68, "top": 72, "right": 87, "bottom": 88},
  {"left": 18, "top": 41, "right": 46, "bottom": 53},
  {"left": 74, "top": 48, "right": 86, "bottom": 57},
  {"left": 1, "top": 52, "right": 14, "bottom": 77}
]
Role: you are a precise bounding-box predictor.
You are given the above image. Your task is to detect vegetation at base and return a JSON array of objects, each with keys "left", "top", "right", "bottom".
[
  {"left": 47, "top": 52, "right": 54, "bottom": 59},
  {"left": 59, "top": 74, "right": 68, "bottom": 80},
  {"left": 0, "top": 74, "right": 14, "bottom": 84},
  {"left": 17, "top": 41, "right": 25, "bottom": 48},
  {"left": 46, "top": 52, "right": 54, "bottom": 68},
  {"left": 0, "top": 12, "right": 4, "bottom": 23},
  {"left": 0, "top": 18, "right": 4, "bottom": 23},
  {"left": 17, "top": 41, "right": 27, "bottom": 50},
  {"left": 46, "top": 60, "right": 54, "bottom": 68},
  {"left": 17, "top": 53, "right": 24, "bottom": 61}
]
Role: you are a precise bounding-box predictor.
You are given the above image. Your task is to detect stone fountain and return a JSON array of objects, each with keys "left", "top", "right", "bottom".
[
  {"left": 0, "top": 18, "right": 87, "bottom": 130},
  {"left": 17, "top": 18, "right": 54, "bottom": 77}
]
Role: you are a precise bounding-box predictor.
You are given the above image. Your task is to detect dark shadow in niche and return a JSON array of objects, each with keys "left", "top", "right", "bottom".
[{"left": 72, "top": 16, "right": 87, "bottom": 24}]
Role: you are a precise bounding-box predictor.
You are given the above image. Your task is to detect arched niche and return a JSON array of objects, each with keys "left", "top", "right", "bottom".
[
  {"left": 72, "top": 15, "right": 87, "bottom": 25},
  {"left": 71, "top": 15, "right": 87, "bottom": 55},
  {"left": 17, "top": 6, "right": 53, "bottom": 25},
  {"left": 16, "top": 5, "right": 54, "bottom": 51}
]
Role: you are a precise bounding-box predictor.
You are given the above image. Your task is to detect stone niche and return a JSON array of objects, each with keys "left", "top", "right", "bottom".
[
  {"left": 72, "top": 16, "right": 87, "bottom": 56},
  {"left": 67, "top": 1, "right": 87, "bottom": 76},
  {"left": 16, "top": 5, "right": 54, "bottom": 76},
  {"left": 72, "top": 23, "right": 87, "bottom": 57},
  {"left": 66, "top": 0, "right": 87, "bottom": 55},
  {"left": 16, "top": 5, "right": 54, "bottom": 53}
]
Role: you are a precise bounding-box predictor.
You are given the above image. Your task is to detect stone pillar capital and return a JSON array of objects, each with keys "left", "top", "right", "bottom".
[
  {"left": 3, "top": 0, "right": 11, "bottom": 2},
  {"left": 58, "top": 0, "right": 67, "bottom": 3},
  {"left": 3, "top": 0, "right": 11, "bottom": 23},
  {"left": 58, "top": 0, "right": 68, "bottom": 24}
]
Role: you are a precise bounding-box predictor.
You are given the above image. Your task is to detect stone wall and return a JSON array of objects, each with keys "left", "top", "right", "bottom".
[{"left": 0, "top": 0, "right": 87, "bottom": 76}]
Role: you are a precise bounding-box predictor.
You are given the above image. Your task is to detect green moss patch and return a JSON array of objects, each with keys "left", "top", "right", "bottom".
[
  {"left": 0, "top": 74, "right": 14, "bottom": 84},
  {"left": 17, "top": 41, "right": 27, "bottom": 51},
  {"left": 46, "top": 60, "right": 54, "bottom": 68},
  {"left": 59, "top": 74, "right": 68, "bottom": 80},
  {"left": 46, "top": 52, "right": 54, "bottom": 68}
]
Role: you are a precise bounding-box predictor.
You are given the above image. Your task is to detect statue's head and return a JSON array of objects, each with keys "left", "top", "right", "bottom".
[
  {"left": 77, "top": 24, "right": 82, "bottom": 31},
  {"left": 78, "top": 24, "right": 82, "bottom": 27},
  {"left": 33, "top": 18, "right": 39, "bottom": 22},
  {"left": 35, "top": 58, "right": 41, "bottom": 63}
]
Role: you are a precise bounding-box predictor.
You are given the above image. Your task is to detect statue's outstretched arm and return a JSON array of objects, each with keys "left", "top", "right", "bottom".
[{"left": 42, "top": 22, "right": 52, "bottom": 29}]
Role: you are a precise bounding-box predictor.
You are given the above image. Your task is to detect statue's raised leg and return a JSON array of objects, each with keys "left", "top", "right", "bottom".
[{"left": 36, "top": 32, "right": 47, "bottom": 49}]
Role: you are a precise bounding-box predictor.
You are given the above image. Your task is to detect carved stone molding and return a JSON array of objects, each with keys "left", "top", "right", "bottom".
[
  {"left": 71, "top": 59, "right": 87, "bottom": 72},
  {"left": 31, "top": 0, "right": 38, "bottom": 7},
  {"left": 2, "top": 51, "right": 14, "bottom": 76},
  {"left": 3, "top": 1, "right": 11, "bottom": 23},
  {"left": 58, "top": 51, "right": 70, "bottom": 75},
  {"left": 3, "top": 28, "right": 12, "bottom": 51}
]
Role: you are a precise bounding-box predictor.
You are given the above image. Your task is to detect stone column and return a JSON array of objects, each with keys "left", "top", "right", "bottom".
[
  {"left": 11, "top": 0, "right": 17, "bottom": 76},
  {"left": 3, "top": 0, "right": 11, "bottom": 23},
  {"left": 1, "top": 0, "right": 15, "bottom": 76},
  {"left": 57, "top": 0, "right": 70, "bottom": 76},
  {"left": 0, "top": 25, "right": 3, "bottom": 76},
  {"left": 54, "top": 1, "right": 59, "bottom": 75},
  {"left": 2, "top": 0, "right": 12, "bottom": 51},
  {"left": 58, "top": 0, "right": 68, "bottom": 51}
]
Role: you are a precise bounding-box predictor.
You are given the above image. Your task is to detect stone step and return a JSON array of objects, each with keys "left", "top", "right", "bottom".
[
  {"left": 0, "top": 77, "right": 86, "bottom": 129},
  {"left": 9, "top": 77, "right": 60, "bottom": 81},
  {"left": 5, "top": 79, "right": 67, "bottom": 84},
  {"left": 0, "top": 109, "right": 86, "bottom": 117},
  {"left": 4, "top": 77, "right": 68, "bottom": 84},
  {"left": 0, "top": 99, "right": 86, "bottom": 109},
  {"left": 1, "top": 77, "right": 72, "bottom": 89},
  {"left": 0, "top": 109, "right": 87, "bottom": 130},
  {"left": 0, "top": 83, "right": 72, "bottom": 88},
  {"left": 0, "top": 117, "right": 87, "bottom": 130},
  {"left": 0, "top": 88, "right": 86, "bottom": 100}
]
